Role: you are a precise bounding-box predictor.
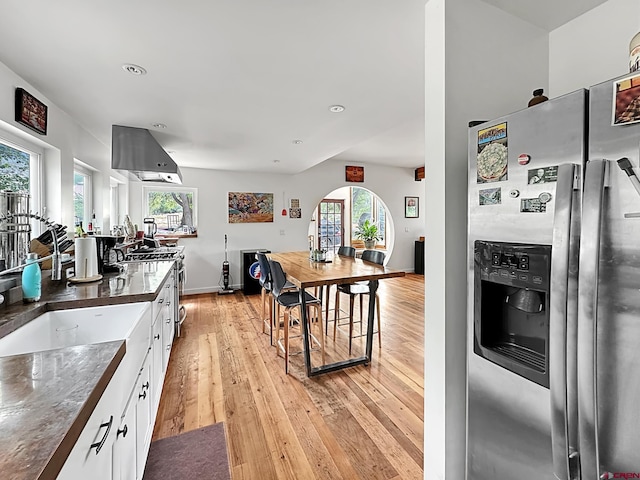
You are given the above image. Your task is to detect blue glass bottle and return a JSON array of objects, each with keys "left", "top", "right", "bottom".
[{"left": 22, "top": 253, "right": 41, "bottom": 303}]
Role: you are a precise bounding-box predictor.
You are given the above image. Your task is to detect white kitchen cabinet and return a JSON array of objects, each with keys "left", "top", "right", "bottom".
[
  {"left": 57, "top": 368, "right": 121, "bottom": 480},
  {"left": 151, "top": 312, "right": 163, "bottom": 412},
  {"left": 135, "top": 357, "right": 152, "bottom": 480},
  {"left": 162, "top": 303, "right": 174, "bottom": 372},
  {"left": 162, "top": 269, "right": 177, "bottom": 371},
  {"left": 58, "top": 267, "right": 177, "bottom": 480},
  {"left": 112, "top": 391, "right": 136, "bottom": 480}
]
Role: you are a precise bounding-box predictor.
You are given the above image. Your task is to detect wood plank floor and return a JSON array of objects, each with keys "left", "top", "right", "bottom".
[{"left": 152, "top": 273, "right": 424, "bottom": 479}]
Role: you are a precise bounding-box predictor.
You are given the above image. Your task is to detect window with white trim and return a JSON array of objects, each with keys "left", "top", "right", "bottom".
[
  {"left": 0, "top": 132, "right": 42, "bottom": 234},
  {"left": 143, "top": 186, "right": 197, "bottom": 235},
  {"left": 74, "top": 162, "right": 93, "bottom": 232},
  {"left": 351, "top": 187, "right": 386, "bottom": 248}
]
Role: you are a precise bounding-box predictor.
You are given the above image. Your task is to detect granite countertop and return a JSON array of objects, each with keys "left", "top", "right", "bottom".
[
  {"left": 0, "top": 342, "right": 125, "bottom": 480},
  {"left": 0, "top": 260, "right": 175, "bottom": 480},
  {"left": 0, "top": 261, "right": 175, "bottom": 339}
]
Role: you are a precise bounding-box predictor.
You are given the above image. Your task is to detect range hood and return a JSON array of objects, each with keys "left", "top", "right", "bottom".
[{"left": 111, "top": 125, "right": 182, "bottom": 184}]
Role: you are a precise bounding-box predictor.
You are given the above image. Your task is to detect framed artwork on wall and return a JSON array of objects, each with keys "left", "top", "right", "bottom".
[
  {"left": 228, "top": 192, "right": 274, "bottom": 223},
  {"left": 15, "top": 88, "right": 48, "bottom": 135},
  {"left": 345, "top": 165, "right": 364, "bottom": 182},
  {"left": 405, "top": 196, "right": 419, "bottom": 218}
]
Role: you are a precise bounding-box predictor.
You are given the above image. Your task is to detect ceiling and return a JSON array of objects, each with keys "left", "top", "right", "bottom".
[
  {"left": 0, "top": 0, "right": 607, "bottom": 175},
  {"left": 480, "top": 0, "right": 608, "bottom": 31}
]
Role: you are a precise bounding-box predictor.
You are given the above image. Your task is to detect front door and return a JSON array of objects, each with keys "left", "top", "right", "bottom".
[{"left": 317, "top": 199, "right": 344, "bottom": 253}]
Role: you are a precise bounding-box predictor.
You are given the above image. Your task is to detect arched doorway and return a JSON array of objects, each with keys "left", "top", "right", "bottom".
[{"left": 308, "top": 186, "right": 394, "bottom": 259}]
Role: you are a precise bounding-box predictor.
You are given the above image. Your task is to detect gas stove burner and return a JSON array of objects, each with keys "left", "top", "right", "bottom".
[
  {"left": 123, "top": 245, "right": 184, "bottom": 263},
  {"left": 131, "top": 247, "right": 156, "bottom": 254}
]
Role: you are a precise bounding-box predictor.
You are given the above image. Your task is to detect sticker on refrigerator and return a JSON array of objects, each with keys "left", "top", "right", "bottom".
[
  {"left": 527, "top": 166, "right": 558, "bottom": 184},
  {"left": 477, "top": 122, "right": 508, "bottom": 183},
  {"left": 520, "top": 198, "right": 546, "bottom": 213},
  {"left": 479, "top": 187, "right": 501, "bottom": 205}
]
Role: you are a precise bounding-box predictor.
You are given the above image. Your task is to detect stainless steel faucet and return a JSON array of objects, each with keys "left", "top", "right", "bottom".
[{"left": 0, "top": 212, "right": 62, "bottom": 281}]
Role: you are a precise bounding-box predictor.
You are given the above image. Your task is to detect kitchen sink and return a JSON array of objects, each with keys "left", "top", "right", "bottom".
[{"left": 0, "top": 302, "right": 150, "bottom": 357}]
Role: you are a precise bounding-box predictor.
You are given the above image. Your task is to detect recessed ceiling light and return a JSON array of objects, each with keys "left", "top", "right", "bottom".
[
  {"left": 329, "top": 105, "right": 345, "bottom": 113},
  {"left": 273, "top": 159, "right": 280, "bottom": 163},
  {"left": 152, "top": 123, "right": 167, "bottom": 129},
  {"left": 122, "top": 63, "right": 147, "bottom": 75},
  {"left": 292, "top": 139, "right": 303, "bottom": 144}
]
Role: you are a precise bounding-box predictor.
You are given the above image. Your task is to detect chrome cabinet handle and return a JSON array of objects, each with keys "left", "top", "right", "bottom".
[
  {"left": 158, "top": 298, "right": 164, "bottom": 304},
  {"left": 90, "top": 415, "right": 113, "bottom": 455},
  {"left": 139, "top": 390, "right": 147, "bottom": 400},
  {"left": 116, "top": 424, "right": 128, "bottom": 438},
  {"left": 142, "top": 381, "right": 149, "bottom": 390},
  {"left": 154, "top": 333, "right": 160, "bottom": 340}
]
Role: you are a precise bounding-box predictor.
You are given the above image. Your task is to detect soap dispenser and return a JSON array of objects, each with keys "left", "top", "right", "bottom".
[{"left": 22, "top": 253, "right": 41, "bottom": 303}]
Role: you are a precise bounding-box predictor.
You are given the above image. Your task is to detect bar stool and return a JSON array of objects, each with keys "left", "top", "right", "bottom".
[
  {"left": 269, "top": 259, "right": 325, "bottom": 373},
  {"left": 256, "top": 252, "right": 294, "bottom": 345},
  {"left": 324, "top": 246, "right": 356, "bottom": 335},
  {"left": 334, "top": 249, "right": 384, "bottom": 354}
]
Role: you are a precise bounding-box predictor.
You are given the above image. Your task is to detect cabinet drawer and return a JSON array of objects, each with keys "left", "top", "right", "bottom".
[
  {"left": 58, "top": 372, "right": 120, "bottom": 480},
  {"left": 152, "top": 286, "right": 168, "bottom": 320}
]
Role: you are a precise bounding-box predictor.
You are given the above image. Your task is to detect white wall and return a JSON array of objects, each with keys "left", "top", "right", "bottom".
[
  {"left": 0, "top": 60, "right": 122, "bottom": 232},
  {"left": 425, "top": 0, "right": 549, "bottom": 478},
  {"left": 128, "top": 159, "right": 424, "bottom": 294},
  {"left": 550, "top": 0, "right": 640, "bottom": 96}
]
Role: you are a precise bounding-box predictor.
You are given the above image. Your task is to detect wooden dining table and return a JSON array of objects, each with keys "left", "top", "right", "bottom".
[{"left": 268, "top": 251, "right": 405, "bottom": 376}]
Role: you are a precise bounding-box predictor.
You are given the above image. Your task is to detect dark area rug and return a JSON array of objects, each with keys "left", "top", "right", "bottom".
[{"left": 143, "top": 422, "right": 231, "bottom": 480}]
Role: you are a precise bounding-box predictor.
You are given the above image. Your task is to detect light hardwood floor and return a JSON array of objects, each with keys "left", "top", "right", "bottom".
[{"left": 152, "top": 273, "right": 424, "bottom": 479}]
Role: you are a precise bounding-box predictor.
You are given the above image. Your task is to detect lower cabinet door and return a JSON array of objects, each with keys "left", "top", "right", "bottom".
[
  {"left": 58, "top": 378, "right": 119, "bottom": 480},
  {"left": 136, "top": 359, "right": 152, "bottom": 479},
  {"left": 162, "top": 299, "right": 174, "bottom": 371},
  {"left": 112, "top": 396, "right": 136, "bottom": 480},
  {"left": 151, "top": 317, "right": 163, "bottom": 411}
]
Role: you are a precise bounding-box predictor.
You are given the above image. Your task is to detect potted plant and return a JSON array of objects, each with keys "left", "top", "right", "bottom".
[{"left": 355, "top": 219, "right": 380, "bottom": 249}]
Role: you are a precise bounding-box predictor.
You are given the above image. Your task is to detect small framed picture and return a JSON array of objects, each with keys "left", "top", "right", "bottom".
[
  {"left": 405, "top": 196, "right": 419, "bottom": 218},
  {"left": 15, "top": 88, "right": 48, "bottom": 135},
  {"left": 345, "top": 165, "right": 364, "bottom": 182}
]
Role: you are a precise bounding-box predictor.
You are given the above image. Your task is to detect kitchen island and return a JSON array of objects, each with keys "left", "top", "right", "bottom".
[{"left": 0, "top": 261, "right": 176, "bottom": 480}]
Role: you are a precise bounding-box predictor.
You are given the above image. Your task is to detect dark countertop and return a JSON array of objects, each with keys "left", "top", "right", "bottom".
[
  {"left": 0, "top": 342, "right": 126, "bottom": 480},
  {"left": 0, "top": 261, "right": 175, "bottom": 480},
  {"left": 0, "top": 261, "right": 175, "bottom": 339}
]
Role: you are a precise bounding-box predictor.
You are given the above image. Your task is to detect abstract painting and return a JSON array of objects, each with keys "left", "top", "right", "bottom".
[{"left": 228, "top": 192, "right": 274, "bottom": 223}]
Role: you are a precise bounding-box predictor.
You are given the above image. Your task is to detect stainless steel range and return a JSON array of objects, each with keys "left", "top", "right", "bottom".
[{"left": 123, "top": 245, "right": 187, "bottom": 336}]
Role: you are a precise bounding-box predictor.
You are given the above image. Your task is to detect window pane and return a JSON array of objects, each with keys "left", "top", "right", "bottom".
[
  {"left": 378, "top": 203, "right": 386, "bottom": 242},
  {"left": 145, "top": 189, "right": 196, "bottom": 233},
  {"left": 350, "top": 187, "right": 387, "bottom": 248},
  {"left": 74, "top": 172, "right": 86, "bottom": 228},
  {"left": 0, "top": 137, "right": 42, "bottom": 236},
  {"left": 317, "top": 199, "right": 343, "bottom": 253},
  {"left": 0, "top": 143, "right": 30, "bottom": 191}
]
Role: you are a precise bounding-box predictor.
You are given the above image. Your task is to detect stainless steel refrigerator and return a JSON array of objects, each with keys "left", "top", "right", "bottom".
[{"left": 467, "top": 73, "right": 640, "bottom": 479}]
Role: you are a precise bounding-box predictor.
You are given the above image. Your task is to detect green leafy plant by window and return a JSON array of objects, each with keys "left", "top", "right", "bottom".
[{"left": 355, "top": 219, "right": 380, "bottom": 244}]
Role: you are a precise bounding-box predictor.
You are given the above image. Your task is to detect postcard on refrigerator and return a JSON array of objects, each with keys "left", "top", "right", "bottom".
[{"left": 477, "top": 122, "right": 508, "bottom": 183}]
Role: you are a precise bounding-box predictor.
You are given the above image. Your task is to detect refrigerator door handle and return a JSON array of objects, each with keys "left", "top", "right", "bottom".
[
  {"left": 550, "top": 162, "right": 578, "bottom": 480},
  {"left": 578, "top": 158, "right": 608, "bottom": 479}
]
